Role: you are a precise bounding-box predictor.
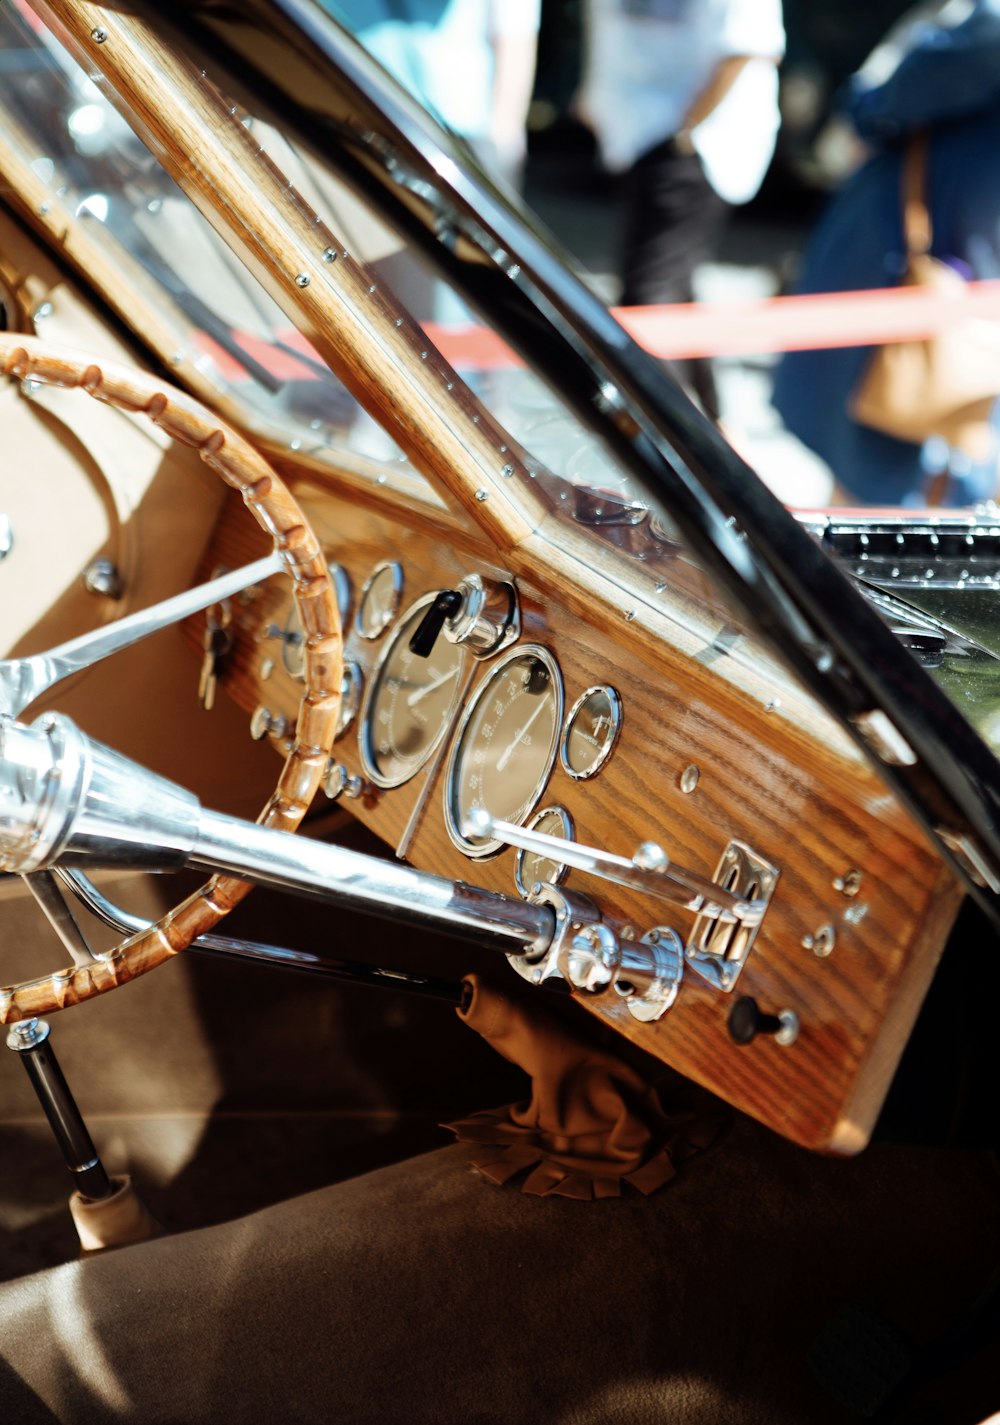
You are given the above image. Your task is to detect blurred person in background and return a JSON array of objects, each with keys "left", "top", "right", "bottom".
[
  {"left": 577, "top": 0, "right": 784, "bottom": 419},
  {"left": 327, "top": 0, "right": 541, "bottom": 190},
  {"left": 772, "top": 0, "right": 1000, "bottom": 507}
]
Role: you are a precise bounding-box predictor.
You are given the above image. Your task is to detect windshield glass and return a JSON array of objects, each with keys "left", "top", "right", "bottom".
[
  {"left": 0, "top": 3, "right": 652, "bottom": 530},
  {"left": 0, "top": 5, "right": 406, "bottom": 463}
]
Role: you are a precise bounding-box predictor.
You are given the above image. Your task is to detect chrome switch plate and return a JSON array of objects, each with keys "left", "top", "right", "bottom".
[{"left": 686, "top": 841, "right": 778, "bottom": 992}]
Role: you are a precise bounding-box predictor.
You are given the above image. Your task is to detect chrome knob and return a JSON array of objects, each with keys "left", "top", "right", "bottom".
[
  {"left": 322, "top": 761, "right": 365, "bottom": 800},
  {"left": 249, "top": 706, "right": 287, "bottom": 741},
  {"left": 82, "top": 558, "right": 123, "bottom": 600},
  {"left": 443, "top": 574, "right": 519, "bottom": 657}
]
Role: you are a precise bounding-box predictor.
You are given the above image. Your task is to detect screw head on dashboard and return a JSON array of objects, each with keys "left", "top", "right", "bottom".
[
  {"left": 679, "top": 764, "right": 700, "bottom": 794},
  {"left": 833, "top": 870, "right": 862, "bottom": 897}
]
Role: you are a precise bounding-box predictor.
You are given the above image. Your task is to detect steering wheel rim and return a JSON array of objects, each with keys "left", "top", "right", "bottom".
[{"left": 0, "top": 333, "right": 343, "bottom": 1023}]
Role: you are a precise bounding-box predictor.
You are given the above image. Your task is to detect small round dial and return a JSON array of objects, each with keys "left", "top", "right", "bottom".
[
  {"left": 561, "top": 684, "right": 622, "bottom": 779},
  {"left": 359, "top": 594, "right": 467, "bottom": 788},
  {"left": 515, "top": 805, "right": 574, "bottom": 897},
  {"left": 356, "top": 561, "right": 403, "bottom": 640},
  {"left": 280, "top": 599, "right": 307, "bottom": 679},
  {"left": 336, "top": 660, "right": 363, "bottom": 739},
  {"left": 280, "top": 563, "right": 351, "bottom": 679},
  {"left": 446, "top": 645, "right": 563, "bottom": 857}
]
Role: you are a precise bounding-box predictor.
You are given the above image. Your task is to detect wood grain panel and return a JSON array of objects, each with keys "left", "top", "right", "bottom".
[{"left": 201, "top": 475, "right": 962, "bottom": 1155}]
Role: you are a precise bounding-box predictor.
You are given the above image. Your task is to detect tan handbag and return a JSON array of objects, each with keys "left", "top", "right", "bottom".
[{"left": 851, "top": 132, "right": 1000, "bottom": 461}]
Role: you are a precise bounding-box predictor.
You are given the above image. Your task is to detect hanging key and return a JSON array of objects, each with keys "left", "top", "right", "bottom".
[{"left": 198, "top": 604, "right": 233, "bottom": 711}]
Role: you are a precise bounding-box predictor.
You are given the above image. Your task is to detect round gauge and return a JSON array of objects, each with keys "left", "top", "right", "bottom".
[
  {"left": 445, "top": 645, "right": 563, "bottom": 858},
  {"left": 336, "top": 660, "right": 363, "bottom": 739},
  {"left": 281, "top": 600, "right": 307, "bottom": 679},
  {"left": 329, "top": 563, "right": 352, "bottom": 622},
  {"left": 359, "top": 594, "right": 468, "bottom": 788},
  {"left": 515, "top": 805, "right": 574, "bottom": 897},
  {"left": 356, "top": 561, "right": 403, "bottom": 640},
  {"left": 280, "top": 562, "right": 351, "bottom": 680},
  {"left": 561, "top": 684, "right": 622, "bottom": 780}
]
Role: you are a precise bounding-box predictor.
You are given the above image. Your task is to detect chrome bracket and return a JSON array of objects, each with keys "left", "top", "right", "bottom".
[
  {"left": 511, "top": 884, "right": 682, "bottom": 1020},
  {"left": 509, "top": 883, "right": 616, "bottom": 989},
  {"left": 686, "top": 841, "right": 779, "bottom": 992}
]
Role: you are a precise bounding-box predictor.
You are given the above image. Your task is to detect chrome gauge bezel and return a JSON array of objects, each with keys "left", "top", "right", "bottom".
[
  {"left": 358, "top": 592, "right": 468, "bottom": 789},
  {"left": 329, "top": 562, "right": 353, "bottom": 625},
  {"left": 355, "top": 560, "right": 403, "bottom": 640},
  {"left": 280, "top": 562, "right": 352, "bottom": 681},
  {"left": 335, "top": 659, "right": 363, "bottom": 740},
  {"left": 280, "top": 599, "right": 307, "bottom": 680},
  {"left": 514, "top": 804, "right": 574, "bottom": 897},
  {"left": 444, "top": 643, "right": 564, "bottom": 859},
  {"left": 560, "top": 684, "right": 623, "bottom": 780}
]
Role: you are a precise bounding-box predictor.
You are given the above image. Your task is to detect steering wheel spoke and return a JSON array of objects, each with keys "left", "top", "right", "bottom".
[
  {"left": 0, "top": 332, "right": 343, "bottom": 1022},
  {"left": 21, "top": 871, "right": 99, "bottom": 968},
  {"left": 0, "top": 552, "right": 284, "bottom": 718}
]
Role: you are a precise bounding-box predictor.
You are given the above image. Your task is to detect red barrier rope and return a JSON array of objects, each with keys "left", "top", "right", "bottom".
[
  {"left": 424, "top": 278, "right": 1000, "bottom": 366},
  {"left": 194, "top": 277, "right": 1000, "bottom": 382}
]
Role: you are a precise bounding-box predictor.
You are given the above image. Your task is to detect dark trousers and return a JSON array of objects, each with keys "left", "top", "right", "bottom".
[{"left": 619, "top": 136, "right": 729, "bottom": 419}]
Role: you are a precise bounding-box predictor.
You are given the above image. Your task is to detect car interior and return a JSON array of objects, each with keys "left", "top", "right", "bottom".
[{"left": 0, "top": 2, "right": 998, "bottom": 1422}]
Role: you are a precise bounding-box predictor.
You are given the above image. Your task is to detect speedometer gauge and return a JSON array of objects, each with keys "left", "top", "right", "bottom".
[
  {"left": 445, "top": 645, "right": 563, "bottom": 858},
  {"left": 359, "top": 594, "right": 468, "bottom": 788}
]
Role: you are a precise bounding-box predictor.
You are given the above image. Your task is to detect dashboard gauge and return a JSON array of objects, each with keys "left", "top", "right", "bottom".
[
  {"left": 329, "top": 562, "right": 352, "bottom": 622},
  {"left": 336, "top": 660, "right": 363, "bottom": 739},
  {"left": 280, "top": 562, "right": 351, "bottom": 680},
  {"left": 359, "top": 594, "right": 468, "bottom": 788},
  {"left": 445, "top": 645, "right": 563, "bottom": 858},
  {"left": 356, "top": 560, "right": 403, "bottom": 640},
  {"left": 514, "top": 805, "right": 574, "bottom": 897},
  {"left": 280, "top": 600, "right": 307, "bottom": 679},
  {"left": 561, "top": 684, "right": 622, "bottom": 780}
]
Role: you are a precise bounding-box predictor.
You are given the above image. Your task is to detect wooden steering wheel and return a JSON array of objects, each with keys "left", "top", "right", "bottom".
[{"left": 0, "top": 333, "right": 342, "bottom": 1024}]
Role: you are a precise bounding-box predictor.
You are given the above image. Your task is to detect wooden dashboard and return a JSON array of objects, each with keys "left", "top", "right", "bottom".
[{"left": 201, "top": 456, "right": 962, "bottom": 1156}]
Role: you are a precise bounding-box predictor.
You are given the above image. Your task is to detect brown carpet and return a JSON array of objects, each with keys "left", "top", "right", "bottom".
[{"left": 0, "top": 1125, "right": 996, "bottom": 1424}]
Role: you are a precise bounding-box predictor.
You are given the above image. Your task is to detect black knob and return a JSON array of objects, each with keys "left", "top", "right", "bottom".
[
  {"left": 728, "top": 996, "right": 784, "bottom": 1045},
  {"left": 408, "top": 589, "right": 463, "bottom": 657}
]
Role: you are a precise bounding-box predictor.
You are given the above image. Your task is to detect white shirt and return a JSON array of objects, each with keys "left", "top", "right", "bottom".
[{"left": 580, "top": 0, "right": 785, "bottom": 203}]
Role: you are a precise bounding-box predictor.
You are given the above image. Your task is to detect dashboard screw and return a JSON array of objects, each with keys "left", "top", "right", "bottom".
[
  {"left": 82, "top": 558, "right": 123, "bottom": 600},
  {"left": 807, "top": 924, "right": 836, "bottom": 957},
  {"left": 679, "top": 764, "right": 700, "bottom": 794},
  {"left": 833, "top": 869, "right": 862, "bottom": 897}
]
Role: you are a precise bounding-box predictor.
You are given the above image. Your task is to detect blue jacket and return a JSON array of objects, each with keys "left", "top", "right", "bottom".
[{"left": 772, "top": 1, "right": 1000, "bottom": 505}]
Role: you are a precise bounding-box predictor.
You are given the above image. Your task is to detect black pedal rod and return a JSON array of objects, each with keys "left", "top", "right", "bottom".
[{"left": 6, "top": 1019, "right": 113, "bottom": 1200}]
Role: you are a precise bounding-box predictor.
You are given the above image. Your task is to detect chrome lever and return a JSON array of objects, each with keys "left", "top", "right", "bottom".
[{"left": 462, "top": 811, "right": 764, "bottom": 925}]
